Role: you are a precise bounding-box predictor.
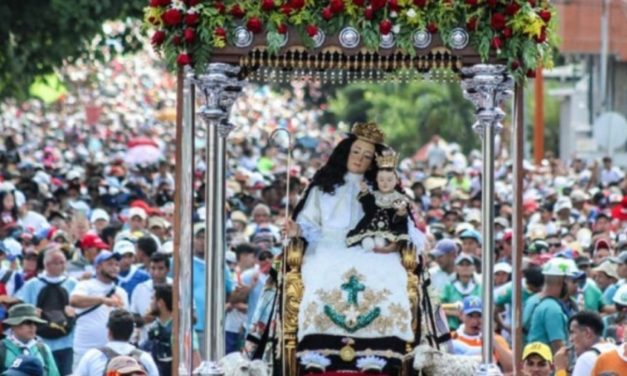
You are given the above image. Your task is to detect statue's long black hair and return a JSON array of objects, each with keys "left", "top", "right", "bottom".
[{"left": 292, "top": 135, "right": 385, "bottom": 219}]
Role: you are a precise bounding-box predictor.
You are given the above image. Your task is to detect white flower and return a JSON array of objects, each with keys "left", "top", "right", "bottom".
[
  {"left": 407, "top": 9, "right": 417, "bottom": 18},
  {"left": 390, "top": 11, "right": 398, "bottom": 18},
  {"left": 392, "top": 24, "right": 401, "bottom": 34}
]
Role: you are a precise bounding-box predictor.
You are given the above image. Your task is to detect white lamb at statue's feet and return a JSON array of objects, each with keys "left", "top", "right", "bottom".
[
  {"left": 219, "top": 352, "right": 269, "bottom": 376},
  {"left": 361, "top": 237, "right": 375, "bottom": 251},
  {"left": 374, "top": 236, "right": 387, "bottom": 248},
  {"left": 413, "top": 344, "right": 480, "bottom": 376}
]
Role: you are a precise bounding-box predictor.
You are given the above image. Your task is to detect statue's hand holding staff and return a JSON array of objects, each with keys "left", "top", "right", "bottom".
[
  {"left": 285, "top": 218, "right": 301, "bottom": 238},
  {"left": 373, "top": 241, "right": 399, "bottom": 254}
]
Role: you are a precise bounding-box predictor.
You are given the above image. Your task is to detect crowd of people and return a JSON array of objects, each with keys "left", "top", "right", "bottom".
[{"left": 1, "top": 47, "right": 627, "bottom": 376}]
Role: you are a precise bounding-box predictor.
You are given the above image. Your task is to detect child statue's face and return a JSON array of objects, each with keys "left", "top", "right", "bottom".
[{"left": 376, "top": 170, "right": 397, "bottom": 193}]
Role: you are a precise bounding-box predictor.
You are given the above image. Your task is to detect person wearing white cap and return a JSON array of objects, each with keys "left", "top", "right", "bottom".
[
  {"left": 128, "top": 208, "right": 147, "bottom": 233},
  {"left": 114, "top": 240, "right": 150, "bottom": 298},
  {"left": 90, "top": 208, "right": 110, "bottom": 233},
  {"left": 494, "top": 262, "right": 512, "bottom": 287},
  {"left": 441, "top": 253, "right": 481, "bottom": 331},
  {"left": 523, "top": 258, "right": 577, "bottom": 355}
]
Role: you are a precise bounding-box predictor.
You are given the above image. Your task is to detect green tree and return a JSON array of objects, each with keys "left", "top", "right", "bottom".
[
  {"left": 0, "top": 0, "right": 145, "bottom": 101},
  {"left": 327, "top": 80, "right": 479, "bottom": 157}
]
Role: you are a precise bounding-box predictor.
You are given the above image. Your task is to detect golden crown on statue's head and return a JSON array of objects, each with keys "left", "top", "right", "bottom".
[
  {"left": 376, "top": 149, "right": 399, "bottom": 169},
  {"left": 351, "top": 122, "right": 385, "bottom": 145}
]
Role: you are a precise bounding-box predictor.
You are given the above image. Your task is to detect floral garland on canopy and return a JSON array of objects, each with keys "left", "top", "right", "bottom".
[{"left": 144, "top": 0, "right": 558, "bottom": 79}]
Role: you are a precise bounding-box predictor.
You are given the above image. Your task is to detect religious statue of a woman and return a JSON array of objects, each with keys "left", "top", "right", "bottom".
[{"left": 283, "top": 122, "right": 432, "bottom": 374}]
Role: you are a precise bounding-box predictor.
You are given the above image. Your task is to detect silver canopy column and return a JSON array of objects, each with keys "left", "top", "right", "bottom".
[
  {"left": 461, "top": 64, "right": 513, "bottom": 376},
  {"left": 194, "top": 63, "right": 245, "bottom": 376}
]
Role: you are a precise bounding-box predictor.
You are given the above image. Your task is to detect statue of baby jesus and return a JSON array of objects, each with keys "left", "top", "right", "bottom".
[{"left": 346, "top": 149, "right": 410, "bottom": 253}]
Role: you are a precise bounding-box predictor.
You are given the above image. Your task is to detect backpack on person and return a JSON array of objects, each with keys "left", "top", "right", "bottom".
[
  {"left": 141, "top": 320, "right": 172, "bottom": 375},
  {"left": 98, "top": 346, "right": 147, "bottom": 376},
  {"left": 0, "top": 339, "right": 51, "bottom": 374},
  {"left": 35, "top": 277, "right": 76, "bottom": 339}
]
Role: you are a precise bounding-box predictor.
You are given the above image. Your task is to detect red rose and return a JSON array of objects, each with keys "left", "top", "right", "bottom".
[
  {"left": 487, "top": 0, "right": 498, "bottom": 7},
  {"left": 505, "top": 2, "right": 521, "bottom": 16},
  {"left": 510, "top": 60, "right": 520, "bottom": 70},
  {"left": 322, "top": 7, "right": 334, "bottom": 20},
  {"left": 371, "top": 0, "right": 387, "bottom": 11},
  {"left": 184, "top": 28, "right": 196, "bottom": 43},
  {"left": 281, "top": 4, "right": 293, "bottom": 15},
  {"left": 528, "top": 0, "right": 536, "bottom": 7},
  {"left": 214, "top": 27, "right": 226, "bottom": 38},
  {"left": 414, "top": 0, "right": 427, "bottom": 6},
  {"left": 262, "top": 0, "right": 275, "bottom": 11},
  {"left": 426, "top": 22, "right": 438, "bottom": 33},
  {"left": 158, "top": 0, "right": 171, "bottom": 6},
  {"left": 491, "top": 36, "right": 503, "bottom": 49},
  {"left": 185, "top": 13, "right": 200, "bottom": 26},
  {"left": 526, "top": 69, "right": 536, "bottom": 78},
  {"left": 306, "top": 24, "right": 318, "bottom": 37},
  {"left": 502, "top": 27, "right": 513, "bottom": 38},
  {"left": 247, "top": 17, "right": 263, "bottom": 33},
  {"left": 289, "top": 0, "right": 305, "bottom": 9},
  {"left": 491, "top": 13, "right": 507, "bottom": 30},
  {"left": 465, "top": 0, "right": 477, "bottom": 5},
  {"left": 151, "top": 30, "right": 166, "bottom": 46},
  {"left": 330, "top": 0, "right": 345, "bottom": 14},
  {"left": 185, "top": 0, "right": 201, "bottom": 6},
  {"left": 149, "top": 0, "right": 160, "bottom": 8},
  {"left": 538, "top": 10, "right": 551, "bottom": 22},
  {"left": 277, "top": 24, "right": 288, "bottom": 34},
  {"left": 534, "top": 27, "right": 546, "bottom": 43},
  {"left": 214, "top": 2, "right": 226, "bottom": 14},
  {"left": 177, "top": 53, "right": 192, "bottom": 66},
  {"left": 172, "top": 35, "right": 182, "bottom": 46},
  {"left": 230, "top": 4, "right": 245, "bottom": 18},
  {"left": 379, "top": 19, "right": 393, "bottom": 35},
  {"left": 364, "top": 6, "right": 374, "bottom": 19},
  {"left": 389, "top": 0, "right": 400, "bottom": 12},
  {"left": 466, "top": 17, "right": 478, "bottom": 31},
  {"left": 353, "top": 0, "right": 366, "bottom": 5},
  {"left": 162, "top": 9, "right": 183, "bottom": 26}
]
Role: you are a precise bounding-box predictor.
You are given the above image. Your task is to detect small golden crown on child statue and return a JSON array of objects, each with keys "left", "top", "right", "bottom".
[
  {"left": 351, "top": 122, "right": 385, "bottom": 145},
  {"left": 376, "top": 149, "right": 399, "bottom": 169}
]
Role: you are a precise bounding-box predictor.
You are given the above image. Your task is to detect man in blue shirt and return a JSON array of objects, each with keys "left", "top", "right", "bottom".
[
  {"left": 113, "top": 240, "right": 150, "bottom": 298},
  {"left": 191, "top": 223, "right": 233, "bottom": 356},
  {"left": 15, "top": 248, "right": 77, "bottom": 376}
]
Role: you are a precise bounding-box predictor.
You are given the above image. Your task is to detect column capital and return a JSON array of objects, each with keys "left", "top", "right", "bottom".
[
  {"left": 461, "top": 64, "right": 513, "bottom": 136},
  {"left": 194, "top": 63, "right": 246, "bottom": 136}
]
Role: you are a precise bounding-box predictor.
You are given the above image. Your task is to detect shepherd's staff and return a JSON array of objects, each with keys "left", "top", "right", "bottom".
[{"left": 269, "top": 128, "right": 293, "bottom": 242}]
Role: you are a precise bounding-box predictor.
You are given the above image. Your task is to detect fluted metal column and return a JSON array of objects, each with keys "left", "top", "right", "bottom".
[
  {"left": 193, "top": 63, "right": 245, "bottom": 376},
  {"left": 461, "top": 64, "right": 513, "bottom": 376}
]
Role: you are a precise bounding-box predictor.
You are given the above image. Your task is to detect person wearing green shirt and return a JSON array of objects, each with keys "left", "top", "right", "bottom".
[
  {"left": 566, "top": 272, "right": 609, "bottom": 313},
  {"left": 0, "top": 304, "right": 60, "bottom": 376},
  {"left": 441, "top": 254, "right": 481, "bottom": 331},
  {"left": 523, "top": 258, "right": 575, "bottom": 355}
]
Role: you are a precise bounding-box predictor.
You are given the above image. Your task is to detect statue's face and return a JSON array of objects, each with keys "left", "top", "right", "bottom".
[{"left": 347, "top": 139, "right": 375, "bottom": 174}]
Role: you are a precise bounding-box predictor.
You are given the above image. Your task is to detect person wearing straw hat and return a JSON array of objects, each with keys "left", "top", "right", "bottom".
[{"left": 0, "top": 304, "right": 59, "bottom": 376}]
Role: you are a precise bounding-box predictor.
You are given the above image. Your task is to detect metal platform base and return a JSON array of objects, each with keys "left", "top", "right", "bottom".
[
  {"left": 475, "top": 363, "right": 503, "bottom": 376},
  {"left": 193, "top": 361, "right": 224, "bottom": 376}
]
